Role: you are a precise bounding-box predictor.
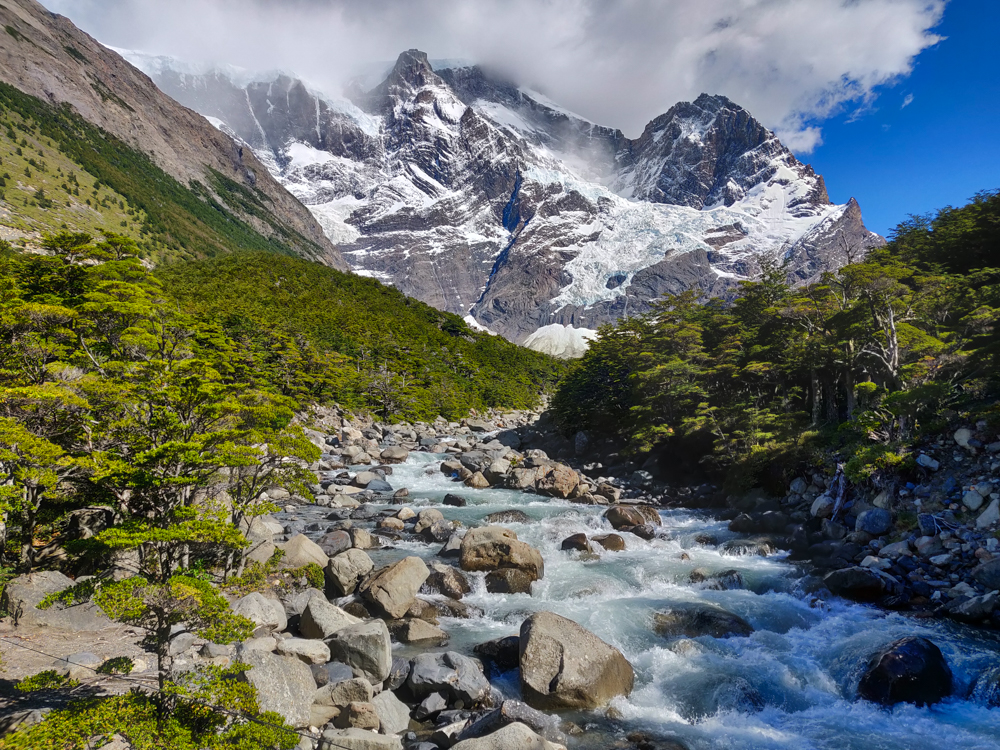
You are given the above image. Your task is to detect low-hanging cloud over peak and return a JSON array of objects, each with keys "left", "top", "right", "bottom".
[{"left": 42, "top": 0, "right": 945, "bottom": 152}]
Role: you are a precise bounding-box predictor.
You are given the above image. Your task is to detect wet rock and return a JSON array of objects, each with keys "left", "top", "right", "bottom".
[
  {"left": 444, "top": 493, "right": 469, "bottom": 507},
  {"left": 486, "top": 568, "right": 537, "bottom": 594},
  {"left": 536, "top": 464, "right": 580, "bottom": 499},
  {"left": 386, "top": 657, "right": 411, "bottom": 691},
  {"left": 947, "top": 592, "right": 1000, "bottom": 624},
  {"left": 415, "top": 692, "right": 449, "bottom": 720},
  {"left": 327, "top": 620, "right": 393, "bottom": 684},
  {"left": 823, "top": 567, "right": 887, "bottom": 602},
  {"left": 483, "top": 510, "right": 530, "bottom": 524},
  {"left": 408, "top": 651, "right": 492, "bottom": 706},
  {"left": 326, "top": 549, "right": 376, "bottom": 597},
  {"left": 474, "top": 635, "right": 520, "bottom": 674},
  {"left": 712, "top": 677, "right": 765, "bottom": 714},
  {"left": 592, "top": 533, "right": 626, "bottom": 551},
  {"left": 560, "top": 533, "right": 592, "bottom": 553},
  {"left": 460, "top": 526, "right": 544, "bottom": 579},
  {"left": 438, "top": 531, "right": 466, "bottom": 558},
  {"left": 360, "top": 556, "right": 430, "bottom": 619},
  {"left": 970, "top": 666, "right": 1000, "bottom": 708},
  {"left": 652, "top": 603, "right": 753, "bottom": 638},
  {"left": 605, "top": 505, "right": 661, "bottom": 530},
  {"left": 519, "top": 611, "right": 634, "bottom": 710},
  {"left": 688, "top": 568, "right": 744, "bottom": 590},
  {"left": 721, "top": 538, "right": 775, "bottom": 556},
  {"left": 857, "top": 636, "right": 952, "bottom": 706},
  {"left": 234, "top": 648, "right": 316, "bottom": 727},
  {"left": 465, "top": 471, "right": 491, "bottom": 489},
  {"left": 424, "top": 563, "right": 471, "bottom": 599},
  {"left": 380, "top": 446, "right": 410, "bottom": 464},
  {"left": 630, "top": 524, "right": 657, "bottom": 540}
]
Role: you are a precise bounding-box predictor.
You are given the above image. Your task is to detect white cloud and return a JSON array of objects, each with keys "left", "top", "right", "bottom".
[
  {"left": 42, "top": 0, "right": 945, "bottom": 152},
  {"left": 902, "top": 93, "right": 915, "bottom": 108}
]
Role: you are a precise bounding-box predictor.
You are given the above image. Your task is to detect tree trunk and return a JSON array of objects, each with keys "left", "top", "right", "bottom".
[
  {"left": 843, "top": 365, "right": 856, "bottom": 419},
  {"left": 811, "top": 369, "right": 821, "bottom": 426}
]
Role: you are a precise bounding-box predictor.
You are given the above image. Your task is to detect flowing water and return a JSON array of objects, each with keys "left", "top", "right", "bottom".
[{"left": 290, "top": 451, "right": 1000, "bottom": 749}]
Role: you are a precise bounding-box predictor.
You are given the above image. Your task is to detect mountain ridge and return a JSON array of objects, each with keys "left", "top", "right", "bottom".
[{"left": 124, "top": 47, "right": 884, "bottom": 354}]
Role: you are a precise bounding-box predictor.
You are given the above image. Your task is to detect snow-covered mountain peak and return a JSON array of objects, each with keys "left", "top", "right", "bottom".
[{"left": 129, "top": 49, "right": 884, "bottom": 356}]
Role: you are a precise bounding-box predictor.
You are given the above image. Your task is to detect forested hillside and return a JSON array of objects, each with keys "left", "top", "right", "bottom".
[{"left": 553, "top": 190, "right": 1000, "bottom": 490}]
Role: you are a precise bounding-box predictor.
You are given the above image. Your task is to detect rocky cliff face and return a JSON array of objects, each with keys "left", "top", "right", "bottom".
[
  {"left": 0, "top": 0, "right": 347, "bottom": 269},
  {"left": 127, "top": 48, "right": 883, "bottom": 353}
]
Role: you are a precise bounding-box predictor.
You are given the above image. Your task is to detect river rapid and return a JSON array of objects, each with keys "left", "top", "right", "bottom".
[{"left": 285, "top": 451, "right": 1000, "bottom": 750}]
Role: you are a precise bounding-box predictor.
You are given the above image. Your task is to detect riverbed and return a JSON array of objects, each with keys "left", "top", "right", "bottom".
[{"left": 284, "top": 451, "right": 1000, "bottom": 750}]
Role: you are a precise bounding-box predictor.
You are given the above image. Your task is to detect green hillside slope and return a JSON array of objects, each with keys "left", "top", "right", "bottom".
[{"left": 158, "top": 252, "right": 565, "bottom": 419}]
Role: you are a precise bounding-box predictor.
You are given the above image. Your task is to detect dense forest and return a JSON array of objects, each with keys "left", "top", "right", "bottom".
[{"left": 553, "top": 190, "right": 1000, "bottom": 491}]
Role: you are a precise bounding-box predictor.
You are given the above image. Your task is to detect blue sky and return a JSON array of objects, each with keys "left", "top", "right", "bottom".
[{"left": 806, "top": 0, "right": 1000, "bottom": 238}]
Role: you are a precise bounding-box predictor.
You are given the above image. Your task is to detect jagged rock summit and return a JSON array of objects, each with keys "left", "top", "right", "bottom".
[{"left": 126, "top": 48, "right": 884, "bottom": 355}]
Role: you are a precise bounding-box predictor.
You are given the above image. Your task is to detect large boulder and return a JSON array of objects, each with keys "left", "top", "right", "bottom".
[
  {"left": 424, "top": 563, "right": 472, "bottom": 600},
  {"left": 536, "top": 465, "right": 579, "bottom": 499},
  {"left": 326, "top": 549, "right": 376, "bottom": 596},
  {"left": 319, "top": 728, "right": 403, "bottom": 750},
  {"left": 371, "top": 689, "right": 411, "bottom": 735},
  {"left": 300, "top": 598, "right": 361, "bottom": 640},
  {"left": 280, "top": 534, "right": 330, "bottom": 569},
  {"left": 235, "top": 647, "right": 317, "bottom": 727},
  {"left": 407, "top": 651, "right": 492, "bottom": 707},
  {"left": 455, "top": 701, "right": 564, "bottom": 745},
  {"left": 652, "top": 603, "right": 754, "bottom": 639},
  {"left": 485, "top": 569, "right": 536, "bottom": 594},
  {"left": 451, "top": 722, "right": 566, "bottom": 750},
  {"left": 232, "top": 592, "right": 287, "bottom": 634},
  {"left": 605, "top": 505, "right": 661, "bottom": 530},
  {"left": 972, "top": 559, "right": 1000, "bottom": 590},
  {"left": 857, "top": 637, "right": 952, "bottom": 706},
  {"left": 327, "top": 620, "right": 393, "bottom": 684},
  {"left": 380, "top": 446, "right": 410, "bottom": 464},
  {"left": 823, "top": 567, "right": 886, "bottom": 602},
  {"left": 275, "top": 637, "right": 331, "bottom": 665},
  {"left": 2, "top": 571, "right": 112, "bottom": 631},
  {"left": 360, "top": 556, "right": 429, "bottom": 619},
  {"left": 317, "top": 530, "right": 353, "bottom": 557},
  {"left": 855, "top": 508, "right": 892, "bottom": 536},
  {"left": 518, "top": 612, "right": 634, "bottom": 710},
  {"left": 460, "top": 526, "right": 544, "bottom": 579}
]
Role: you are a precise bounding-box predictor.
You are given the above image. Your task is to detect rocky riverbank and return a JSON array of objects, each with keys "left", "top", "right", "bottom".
[{"left": 3, "top": 406, "right": 1000, "bottom": 749}]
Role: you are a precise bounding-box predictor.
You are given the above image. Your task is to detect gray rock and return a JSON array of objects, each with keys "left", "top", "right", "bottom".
[
  {"left": 371, "top": 689, "right": 411, "bottom": 735},
  {"left": 388, "top": 618, "right": 448, "bottom": 645},
  {"left": 167, "top": 631, "right": 197, "bottom": 656},
  {"left": 299, "top": 598, "right": 362, "bottom": 640},
  {"left": 328, "top": 620, "right": 393, "bottom": 684},
  {"left": 519, "top": 611, "right": 634, "bottom": 710},
  {"left": 235, "top": 647, "right": 317, "bottom": 727},
  {"left": 318, "top": 530, "right": 353, "bottom": 557},
  {"left": 652, "top": 603, "right": 753, "bottom": 638},
  {"left": 280, "top": 534, "right": 330, "bottom": 568},
  {"left": 916, "top": 454, "right": 939, "bottom": 471},
  {"left": 326, "top": 549, "right": 376, "bottom": 596},
  {"left": 962, "top": 490, "right": 985, "bottom": 512},
  {"left": 275, "top": 637, "right": 331, "bottom": 664},
  {"left": 232, "top": 592, "right": 287, "bottom": 634},
  {"left": 424, "top": 563, "right": 471, "bottom": 599},
  {"left": 485, "top": 568, "right": 537, "bottom": 594},
  {"left": 823, "top": 567, "right": 886, "bottom": 602},
  {"left": 482, "top": 510, "right": 531, "bottom": 524},
  {"left": 451, "top": 722, "right": 564, "bottom": 750},
  {"left": 972, "top": 559, "right": 1000, "bottom": 590},
  {"left": 954, "top": 428, "right": 973, "bottom": 448},
  {"left": 360, "top": 556, "right": 430, "bottom": 619},
  {"left": 460, "top": 526, "right": 544, "bottom": 579},
  {"left": 857, "top": 636, "right": 952, "bottom": 706},
  {"left": 2, "top": 571, "right": 112, "bottom": 631},
  {"left": 408, "top": 651, "right": 492, "bottom": 706},
  {"left": 977, "top": 499, "right": 1000, "bottom": 529},
  {"left": 415, "top": 692, "right": 449, "bottom": 719},
  {"left": 855, "top": 508, "right": 892, "bottom": 536},
  {"left": 314, "top": 677, "right": 375, "bottom": 708},
  {"left": 52, "top": 651, "right": 102, "bottom": 680},
  {"left": 438, "top": 531, "right": 466, "bottom": 558},
  {"left": 455, "top": 700, "right": 564, "bottom": 745},
  {"left": 810, "top": 494, "right": 835, "bottom": 518},
  {"left": 948, "top": 592, "right": 1000, "bottom": 624},
  {"left": 319, "top": 727, "right": 403, "bottom": 750}
]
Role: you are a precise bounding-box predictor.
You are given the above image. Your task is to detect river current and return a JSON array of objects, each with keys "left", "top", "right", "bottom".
[{"left": 289, "top": 451, "right": 1000, "bottom": 750}]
